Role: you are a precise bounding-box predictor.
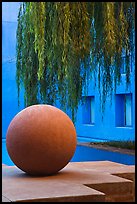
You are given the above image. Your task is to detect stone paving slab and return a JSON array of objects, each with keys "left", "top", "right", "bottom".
[
  {"left": 68, "top": 161, "right": 135, "bottom": 180},
  {"left": 2, "top": 196, "right": 11, "bottom": 202},
  {"left": 2, "top": 161, "right": 135, "bottom": 202}
]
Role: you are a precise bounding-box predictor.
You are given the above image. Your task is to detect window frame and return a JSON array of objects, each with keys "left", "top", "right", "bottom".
[{"left": 82, "top": 96, "right": 95, "bottom": 125}]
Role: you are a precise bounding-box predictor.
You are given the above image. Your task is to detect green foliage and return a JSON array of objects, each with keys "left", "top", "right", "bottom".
[
  {"left": 91, "top": 140, "right": 135, "bottom": 150},
  {"left": 16, "top": 2, "right": 135, "bottom": 122}
]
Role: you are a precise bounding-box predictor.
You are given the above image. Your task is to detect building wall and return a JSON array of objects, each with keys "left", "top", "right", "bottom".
[
  {"left": 2, "top": 2, "right": 135, "bottom": 142},
  {"left": 75, "top": 69, "right": 135, "bottom": 142},
  {"left": 2, "top": 2, "right": 24, "bottom": 139}
]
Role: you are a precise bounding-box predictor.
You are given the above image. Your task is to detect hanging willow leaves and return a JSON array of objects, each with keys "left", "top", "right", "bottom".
[{"left": 16, "top": 2, "right": 135, "bottom": 122}]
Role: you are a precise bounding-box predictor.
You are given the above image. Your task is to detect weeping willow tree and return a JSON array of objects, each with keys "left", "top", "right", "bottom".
[{"left": 16, "top": 2, "right": 135, "bottom": 122}]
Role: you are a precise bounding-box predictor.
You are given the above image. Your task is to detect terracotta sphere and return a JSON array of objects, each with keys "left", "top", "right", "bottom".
[{"left": 6, "top": 105, "right": 77, "bottom": 176}]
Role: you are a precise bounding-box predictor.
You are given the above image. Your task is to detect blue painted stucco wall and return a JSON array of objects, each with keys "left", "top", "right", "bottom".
[
  {"left": 2, "top": 2, "right": 24, "bottom": 139},
  {"left": 2, "top": 2, "right": 135, "bottom": 142},
  {"left": 75, "top": 73, "right": 135, "bottom": 142}
]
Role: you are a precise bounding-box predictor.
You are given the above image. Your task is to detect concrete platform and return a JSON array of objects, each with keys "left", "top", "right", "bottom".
[{"left": 2, "top": 161, "right": 135, "bottom": 202}]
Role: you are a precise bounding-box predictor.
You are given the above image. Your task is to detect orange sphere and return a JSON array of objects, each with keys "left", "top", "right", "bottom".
[{"left": 6, "top": 105, "right": 77, "bottom": 176}]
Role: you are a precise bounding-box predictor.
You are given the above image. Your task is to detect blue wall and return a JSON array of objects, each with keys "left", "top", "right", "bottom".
[
  {"left": 2, "top": 2, "right": 135, "bottom": 142},
  {"left": 2, "top": 2, "right": 24, "bottom": 139},
  {"left": 75, "top": 71, "right": 135, "bottom": 142}
]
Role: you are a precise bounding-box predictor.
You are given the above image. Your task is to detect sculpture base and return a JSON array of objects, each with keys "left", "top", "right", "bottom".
[{"left": 2, "top": 161, "right": 135, "bottom": 202}]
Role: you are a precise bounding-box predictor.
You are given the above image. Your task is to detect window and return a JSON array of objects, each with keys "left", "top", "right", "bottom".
[
  {"left": 120, "top": 55, "right": 132, "bottom": 74},
  {"left": 125, "top": 94, "right": 132, "bottom": 126},
  {"left": 82, "top": 96, "right": 95, "bottom": 124},
  {"left": 115, "top": 94, "right": 132, "bottom": 127}
]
